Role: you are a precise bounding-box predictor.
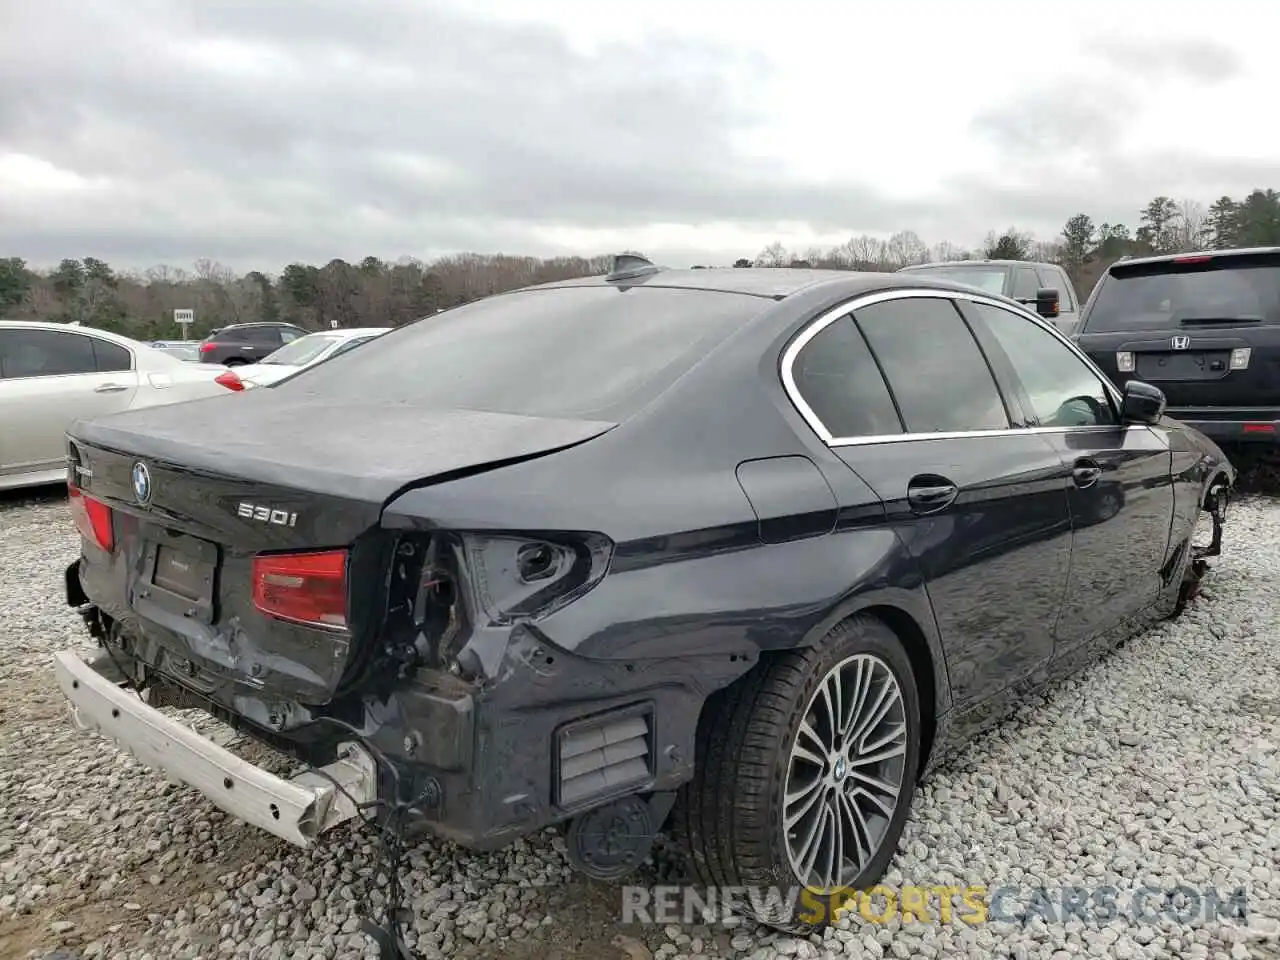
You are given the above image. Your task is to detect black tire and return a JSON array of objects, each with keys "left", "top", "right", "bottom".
[
  {"left": 222, "top": 358, "right": 245, "bottom": 367},
  {"left": 677, "top": 614, "right": 922, "bottom": 931}
]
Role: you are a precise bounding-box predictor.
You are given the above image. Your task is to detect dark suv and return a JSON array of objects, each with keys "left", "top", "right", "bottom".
[
  {"left": 898, "top": 260, "right": 1081, "bottom": 335},
  {"left": 1076, "top": 247, "right": 1280, "bottom": 448},
  {"left": 197, "top": 322, "right": 308, "bottom": 366}
]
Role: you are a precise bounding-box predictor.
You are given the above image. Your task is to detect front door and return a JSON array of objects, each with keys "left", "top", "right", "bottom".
[
  {"left": 788, "top": 293, "right": 1074, "bottom": 709},
  {"left": 960, "top": 299, "right": 1176, "bottom": 648}
]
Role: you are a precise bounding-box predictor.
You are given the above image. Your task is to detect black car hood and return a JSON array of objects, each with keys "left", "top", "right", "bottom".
[{"left": 69, "top": 391, "right": 616, "bottom": 504}]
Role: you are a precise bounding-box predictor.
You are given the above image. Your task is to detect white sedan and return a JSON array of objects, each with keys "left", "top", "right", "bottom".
[
  {"left": 0, "top": 320, "right": 246, "bottom": 491},
  {"left": 237, "top": 327, "right": 392, "bottom": 388}
]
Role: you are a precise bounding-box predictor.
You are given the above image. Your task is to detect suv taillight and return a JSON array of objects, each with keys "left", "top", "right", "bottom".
[
  {"left": 68, "top": 484, "right": 114, "bottom": 551},
  {"left": 251, "top": 550, "right": 348, "bottom": 630},
  {"left": 199, "top": 342, "right": 215, "bottom": 355}
]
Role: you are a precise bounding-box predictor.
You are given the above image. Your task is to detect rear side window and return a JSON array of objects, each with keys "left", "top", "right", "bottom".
[
  {"left": 92, "top": 339, "right": 132, "bottom": 373},
  {"left": 0, "top": 329, "right": 98, "bottom": 378},
  {"left": 284, "top": 286, "right": 767, "bottom": 420},
  {"left": 791, "top": 316, "right": 902, "bottom": 438},
  {"left": 247, "top": 326, "right": 283, "bottom": 344},
  {"left": 1083, "top": 255, "right": 1280, "bottom": 333},
  {"left": 854, "top": 297, "right": 1011, "bottom": 433}
]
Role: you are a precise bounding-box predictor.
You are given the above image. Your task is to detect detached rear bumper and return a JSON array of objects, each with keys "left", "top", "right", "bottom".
[
  {"left": 53, "top": 649, "right": 377, "bottom": 848},
  {"left": 1167, "top": 407, "right": 1280, "bottom": 443}
]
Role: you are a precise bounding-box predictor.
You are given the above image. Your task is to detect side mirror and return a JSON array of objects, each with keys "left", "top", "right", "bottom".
[
  {"left": 1120, "top": 380, "right": 1166, "bottom": 425},
  {"left": 1034, "top": 287, "right": 1060, "bottom": 318}
]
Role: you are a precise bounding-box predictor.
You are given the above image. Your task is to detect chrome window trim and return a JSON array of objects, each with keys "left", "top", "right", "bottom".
[
  {"left": 780, "top": 287, "right": 1124, "bottom": 448},
  {"left": 0, "top": 324, "right": 136, "bottom": 382}
]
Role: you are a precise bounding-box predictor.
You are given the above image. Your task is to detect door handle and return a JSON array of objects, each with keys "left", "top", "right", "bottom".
[
  {"left": 1072, "top": 459, "right": 1102, "bottom": 489},
  {"left": 907, "top": 475, "right": 959, "bottom": 514},
  {"left": 94, "top": 383, "right": 129, "bottom": 393}
]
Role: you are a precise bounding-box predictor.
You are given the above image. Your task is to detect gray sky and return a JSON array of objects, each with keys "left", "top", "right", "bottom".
[{"left": 2, "top": 0, "right": 1278, "bottom": 273}]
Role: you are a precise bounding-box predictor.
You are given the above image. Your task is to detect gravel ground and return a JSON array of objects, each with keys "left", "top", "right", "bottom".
[{"left": 1, "top": 487, "right": 1278, "bottom": 960}]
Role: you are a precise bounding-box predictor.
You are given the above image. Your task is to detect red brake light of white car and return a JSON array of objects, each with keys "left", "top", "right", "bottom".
[
  {"left": 251, "top": 550, "right": 349, "bottom": 630},
  {"left": 214, "top": 369, "right": 245, "bottom": 392},
  {"left": 68, "top": 483, "right": 114, "bottom": 551}
]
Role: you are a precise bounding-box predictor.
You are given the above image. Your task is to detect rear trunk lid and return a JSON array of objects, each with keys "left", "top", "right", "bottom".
[
  {"left": 68, "top": 393, "right": 614, "bottom": 703},
  {"left": 1077, "top": 250, "right": 1280, "bottom": 408}
]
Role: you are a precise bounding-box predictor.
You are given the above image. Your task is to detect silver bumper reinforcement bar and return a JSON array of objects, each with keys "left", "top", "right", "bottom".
[{"left": 53, "top": 649, "right": 377, "bottom": 849}]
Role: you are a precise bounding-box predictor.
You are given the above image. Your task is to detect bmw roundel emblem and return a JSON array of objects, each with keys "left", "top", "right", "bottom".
[{"left": 131, "top": 461, "right": 152, "bottom": 506}]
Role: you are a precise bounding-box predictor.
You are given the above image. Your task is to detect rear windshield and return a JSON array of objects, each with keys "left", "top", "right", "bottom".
[
  {"left": 1083, "top": 255, "right": 1280, "bottom": 333},
  {"left": 277, "top": 285, "right": 767, "bottom": 420},
  {"left": 901, "top": 265, "right": 1007, "bottom": 295}
]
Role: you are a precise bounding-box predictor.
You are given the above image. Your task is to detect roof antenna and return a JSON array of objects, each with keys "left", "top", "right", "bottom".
[{"left": 606, "top": 253, "right": 661, "bottom": 282}]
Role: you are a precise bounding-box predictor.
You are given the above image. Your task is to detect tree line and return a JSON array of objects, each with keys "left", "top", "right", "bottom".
[{"left": 2, "top": 189, "right": 1279, "bottom": 340}]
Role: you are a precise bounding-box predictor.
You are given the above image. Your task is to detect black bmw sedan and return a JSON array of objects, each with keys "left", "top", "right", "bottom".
[{"left": 56, "top": 256, "right": 1233, "bottom": 928}]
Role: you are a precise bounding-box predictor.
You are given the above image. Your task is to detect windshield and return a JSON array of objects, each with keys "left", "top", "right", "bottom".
[
  {"left": 260, "top": 333, "right": 344, "bottom": 366},
  {"left": 155, "top": 345, "right": 197, "bottom": 361},
  {"left": 1084, "top": 257, "right": 1280, "bottom": 333},
  {"left": 279, "top": 285, "right": 766, "bottom": 420},
  {"left": 903, "top": 265, "right": 1007, "bottom": 295}
]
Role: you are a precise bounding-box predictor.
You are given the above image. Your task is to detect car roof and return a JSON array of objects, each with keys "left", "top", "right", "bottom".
[
  {"left": 517, "top": 267, "right": 981, "bottom": 302},
  {"left": 212, "top": 321, "right": 304, "bottom": 333},
  {"left": 1107, "top": 246, "right": 1280, "bottom": 270},
  {"left": 0, "top": 319, "right": 148, "bottom": 349},
  {"left": 307, "top": 327, "right": 392, "bottom": 338},
  {"left": 900, "top": 260, "right": 1059, "bottom": 270}
]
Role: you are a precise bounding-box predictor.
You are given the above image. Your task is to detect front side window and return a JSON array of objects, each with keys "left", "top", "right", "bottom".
[
  {"left": 1037, "top": 266, "right": 1075, "bottom": 311},
  {"left": 970, "top": 303, "right": 1116, "bottom": 427},
  {"left": 0, "top": 329, "right": 98, "bottom": 378},
  {"left": 790, "top": 316, "right": 902, "bottom": 438},
  {"left": 853, "top": 297, "right": 1010, "bottom": 433},
  {"left": 1011, "top": 267, "right": 1040, "bottom": 301}
]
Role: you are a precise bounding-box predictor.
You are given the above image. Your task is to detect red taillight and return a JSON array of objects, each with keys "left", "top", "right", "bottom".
[
  {"left": 252, "top": 550, "right": 348, "bottom": 630},
  {"left": 199, "top": 342, "right": 215, "bottom": 355},
  {"left": 1242, "top": 423, "right": 1276, "bottom": 435},
  {"left": 68, "top": 483, "right": 114, "bottom": 551},
  {"left": 214, "top": 369, "right": 244, "bottom": 392},
  {"left": 1173, "top": 255, "right": 1213, "bottom": 264}
]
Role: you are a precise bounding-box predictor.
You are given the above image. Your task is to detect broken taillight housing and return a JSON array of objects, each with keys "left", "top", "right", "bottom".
[
  {"left": 252, "top": 549, "right": 349, "bottom": 630},
  {"left": 68, "top": 483, "right": 114, "bottom": 552},
  {"left": 458, "top": 532, "right": 613, "bottom": 625}
]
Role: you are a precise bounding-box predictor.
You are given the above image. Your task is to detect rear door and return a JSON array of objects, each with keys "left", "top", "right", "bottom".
[
  {"left": 1076, "top": 251, "right": 1280, "bottom": 411},
  {"left": 790, "top": 292, "right": 1074, "bottom": 710},
  {"left": 962, "top": 299, "right": 1176, "bottom": 649},
  {"left": 0, "top": 328, "right": 139, "bottom": 480}
]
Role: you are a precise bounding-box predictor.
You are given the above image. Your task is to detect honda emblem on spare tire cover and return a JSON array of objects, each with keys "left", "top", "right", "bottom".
[{"left": 131, "top": 461, "right": 152, "bottom": 506}]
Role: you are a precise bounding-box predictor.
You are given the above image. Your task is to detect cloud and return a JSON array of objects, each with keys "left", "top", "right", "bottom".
[
  {"left": 0, "top": 0, "right": 1275, "bottom": 270},
  {"left": 1085, "top": 36, "right": 1244, "bottom": 84}
]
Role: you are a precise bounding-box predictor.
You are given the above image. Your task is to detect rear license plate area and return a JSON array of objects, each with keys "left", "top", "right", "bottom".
[
  {"left": 1137, "top": 351, "right": 1229, "bottom": 381},
  {"left": 138, "top": 531, "right": 218, "bottom": 623}
]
